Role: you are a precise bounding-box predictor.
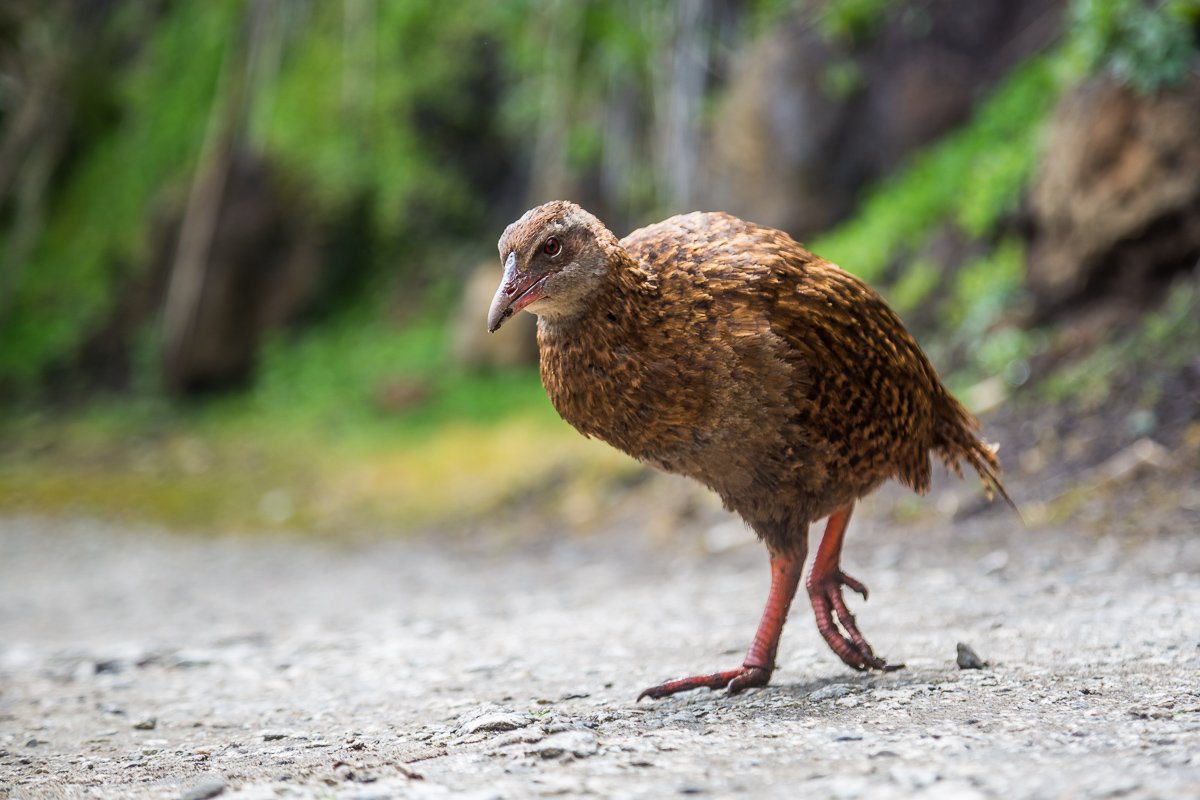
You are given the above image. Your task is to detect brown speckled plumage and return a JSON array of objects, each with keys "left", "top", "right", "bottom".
[{"left": 489, "top": 201, "right": 1010, "bottom": 697}]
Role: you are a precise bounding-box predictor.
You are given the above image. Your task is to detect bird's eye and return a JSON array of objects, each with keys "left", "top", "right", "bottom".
[{"left": 543, "top": 237, "right": 562, "bottom": 257}]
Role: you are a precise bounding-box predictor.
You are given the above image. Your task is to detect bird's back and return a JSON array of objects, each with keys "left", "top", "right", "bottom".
[{"left": 615, "top": 212, "right": 1003, "bottom": 529}]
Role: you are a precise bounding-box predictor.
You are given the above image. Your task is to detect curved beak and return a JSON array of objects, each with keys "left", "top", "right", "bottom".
[{"left": 487, "top": 251, "right": 548, "bottom": 333}]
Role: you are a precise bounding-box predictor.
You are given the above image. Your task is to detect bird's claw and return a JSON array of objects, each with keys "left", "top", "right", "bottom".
[
  {"left": 837, "top": 570, "right": 869, "bottom": 601},
  {"left": 637, "top": 664, "right": 771, "bottom": 701},
  {"left": 808, "top": 571, "right": 900, "bottom": 672},
  {"left": 726, "top": 665, "right": 771, "bottom": 694}
]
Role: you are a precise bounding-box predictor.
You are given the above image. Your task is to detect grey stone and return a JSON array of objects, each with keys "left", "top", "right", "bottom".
[
  {"left": 491, "top": 728, "right": 545, "bottom": 748},
  {"left": 180, "top": 776, "right": 227, "bottom": 800},
  {"left": 957, "top": 643, "right": 987, "bottom": 670},
  {"left": 459, "top": 711, "right": 532, "bottom": 735},
  {"left": 529, "top": 730, "right": 599, "bottom": 759},
  {"left": 810, "top": 684, "right": 852, "bottom": 701}
]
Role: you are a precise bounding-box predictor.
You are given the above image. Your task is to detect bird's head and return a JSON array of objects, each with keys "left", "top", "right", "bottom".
[{"left": 488, "top": 201, "right": 613, "bottom": 333}]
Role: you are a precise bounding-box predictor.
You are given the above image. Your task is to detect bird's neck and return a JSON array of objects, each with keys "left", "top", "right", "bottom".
[
  {"left": 538, "top": 246, "right": 658, "bottom": 336},
  {"left": 534, "top": 245, "right": 662, "bottom": 450}
]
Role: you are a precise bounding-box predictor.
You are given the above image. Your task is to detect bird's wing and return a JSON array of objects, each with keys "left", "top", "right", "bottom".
[{"left": 767, "top": 250, "right": 943, "bottom": 494}]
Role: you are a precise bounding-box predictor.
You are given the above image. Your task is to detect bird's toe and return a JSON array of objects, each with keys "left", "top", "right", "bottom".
[{"left": 637, "top": 665, "right": 772, "bottom": 701}]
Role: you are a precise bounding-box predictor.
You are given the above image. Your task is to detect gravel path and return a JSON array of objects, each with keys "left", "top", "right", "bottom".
[{"left": 2, "top": 474, "right": 1199, "bottom": 799}]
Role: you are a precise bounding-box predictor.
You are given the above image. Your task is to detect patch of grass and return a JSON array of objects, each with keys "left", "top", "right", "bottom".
[
  {"left": 0, "top": 397, "right": 638, "bottom": 534},
  {"left": 0, "top": 298, "right": 644, "bottom": 533},
  {"left": 886, "top": 258, "right": 941, "bottom": 312},
  {"left": 229, "top": 304, "right": 556, "bottom": 446},
  {"left": 930, "top": 239, "right": 1036, "bottom": 396}
]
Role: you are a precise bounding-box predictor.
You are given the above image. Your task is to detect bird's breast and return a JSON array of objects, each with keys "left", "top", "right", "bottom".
[
  {"left": 535, "top": 309, "right": 805, "bottom": 508},
  {"left": 537, "top": 320, "right": 714, "bottom": 469}
]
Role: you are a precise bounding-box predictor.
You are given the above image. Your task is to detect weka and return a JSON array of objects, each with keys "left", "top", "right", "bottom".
[{"left": 487, "top": 201, "right": 1010, "bottom": 699}]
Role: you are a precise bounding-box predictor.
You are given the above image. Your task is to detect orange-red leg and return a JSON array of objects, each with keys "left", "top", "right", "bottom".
[
  {"left": 638, "top": 549, "right": 805, "bottom": 700},
  {"left": 806, "top": 503, "right": 900, "bottom": 672}
]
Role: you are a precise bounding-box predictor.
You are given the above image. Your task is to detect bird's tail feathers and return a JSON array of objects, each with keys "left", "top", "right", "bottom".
[{"left": 933, "top": 394, "right": 1020, "bottom": 519}]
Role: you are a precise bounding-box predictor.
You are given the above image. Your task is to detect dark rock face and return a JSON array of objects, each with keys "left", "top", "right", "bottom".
[
  {"left": 705, "top": 0, "right": 1064, "bottom": 238},
  {"left": 1026, "top": 74, "right": 1200, "bottom": 318}
]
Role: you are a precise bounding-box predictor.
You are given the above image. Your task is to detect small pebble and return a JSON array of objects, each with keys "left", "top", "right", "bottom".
[
  {"left": 181, "top": 775, "right": 227, "bottom": 800},
  {"left": 810, "top": 684, "right": 852, "bottom": 701},
  {"left": 529, "top": 730, "right": 599, "bottom": 759},
  {"left": 459, "top": 711, "right": 532, "bottom": 735},
  {"left": 491, "top": 729, "right": 545, "bottom": 748},
  {"left": 133, "top": 717, "right": 157, "bottom": 731},
  {"left": 957, "top": 643, "right": 987, "bottom": 670}
]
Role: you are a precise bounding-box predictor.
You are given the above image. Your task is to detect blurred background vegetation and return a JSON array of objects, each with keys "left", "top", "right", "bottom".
[{"left": 0, "top": 0, "right": 1196, "bottom": 534}]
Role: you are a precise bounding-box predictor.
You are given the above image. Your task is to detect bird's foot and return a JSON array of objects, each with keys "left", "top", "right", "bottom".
[
  {"left": 637, "top": 664, "right": 771, "bottom": 701},
  {"left": 807, "top": 570, "right": 902, "bottom": 672}
]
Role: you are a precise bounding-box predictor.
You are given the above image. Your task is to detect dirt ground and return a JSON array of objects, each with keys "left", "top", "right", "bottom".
[{"left": 2, "top": 459, "right": 1199, "bottom": 799}]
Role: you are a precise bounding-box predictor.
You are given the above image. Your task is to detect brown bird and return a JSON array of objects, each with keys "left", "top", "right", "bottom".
[{"left": 488, "top": 201, "right": 1011, "bottom": 700}]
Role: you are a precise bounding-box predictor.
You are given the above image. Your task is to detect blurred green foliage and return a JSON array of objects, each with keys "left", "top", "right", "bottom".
[
  {"left": 253, "top": 2, "right": 502, "bottom": 234},
  {"left": 0, "top": 0, "right": 1195, "bottom": 420},
  {"left": 811, "top": 0, "right": 1196, "bottom": 387},
  {"left": 750, "top": 0, "right": 896, "bottom": 43},
  {"left": 812, "top": 57, "right": 1059, "bottom": 286},
  {"left": 816, "top": 0, "right": 895, "bottom": 44},
  {"left": 0, "top": 3, "right": 235, "bottom": 387},
  {"left": 1066, "top": 0, "right": 1199, "bottom": 93},
  {"left": 938, "top": 238, "right": 1032, "bottom": 387},
  {"left": 2, "top": 0, "right": 1197, "bottom": 531},
  {"left": 241, "top": 308, "right": 551, "bottom": 447},
  {"left": 0, "top": 0, "right": 716, "bottom": 398}
]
